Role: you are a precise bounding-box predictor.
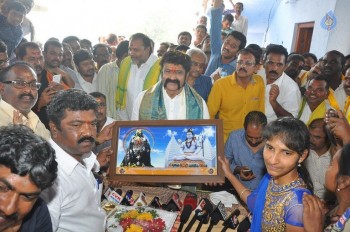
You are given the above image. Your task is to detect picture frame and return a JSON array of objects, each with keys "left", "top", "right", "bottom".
[{"left": 109, "top": 119, "right": 225, "bottom": 183}]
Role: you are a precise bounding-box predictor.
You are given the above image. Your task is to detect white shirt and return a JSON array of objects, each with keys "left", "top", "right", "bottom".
[
  {"left": 97, "top": 60, "right": 120, "bottom": 119},
  {"left": 40, "top": 139, "right": 106, "bottom": 232},
  {"left": 304, "top": 149, "right": 332, "bottom": 200},
  {"left": 334, "top": 81, "right": 347, "bottom": 110},
  {"left": 231, "top": 14, "right": 248, "bottom": 36},
  {"left": 131, "top": 83, "right": 210, "bottom": 120},
  {"left": 265, "top": 72, "right": 301, "bottom": 122},
  {"left": 117, "top": 54, "right": 159, "bottom": 120},
  {"left": 77, "top": 73, "right": 98, "bottom": 94}
]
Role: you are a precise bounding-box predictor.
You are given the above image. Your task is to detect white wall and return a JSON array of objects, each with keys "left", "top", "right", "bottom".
[
  {"left": 326, "top": 0, "right": 350, "bottom": 56},
  {"left": 263, "top": 0, "right": 350, "bottom": 58}
]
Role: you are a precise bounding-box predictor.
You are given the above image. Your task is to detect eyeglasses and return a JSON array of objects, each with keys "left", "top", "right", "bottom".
[
  {"left": 191, "top": 61, "right": 206, "bottom": 69},
  {"left": 1, "top": 80, "right": 41, "bottom": 90},
  {"left": 0, "top": 58, "right": 9, "bottom": 66},
  {"left": 237, "top": 60, "right": 256, "bottom": 67}
]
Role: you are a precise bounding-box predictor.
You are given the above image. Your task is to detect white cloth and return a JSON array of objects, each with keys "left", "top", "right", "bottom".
[
  {"left": 40, "top": 139, "right": 106, "bottom": 232},
  {"left": 257, "top": 68, "right": 266, "bottom": 85},
  {"left": 298, "top": 102, "right": 312, "bottom": 124},
  {"left": 102, "top": 116, "right": 115, "bottom": 130},
  {"left": 265, "top": 72, "right": 301, "bottom": 122},
  {"left": 117, "top": 54, "right": 159, "bottom": 120},
  {"left": 60, "top": 65, "right": 83, "bottom": 90},
  {"left": 231, "top": 14, "right": 248, "bottom": 36},
  {"left": 334, "top": 82, "right": 347, "bottom": 110},
  {"left": 96, "top": 60, "right": 120, "bottom": 119},
  {"left": 131, "top": 83, "right": 210, "bottom": 120},
  {"left": 76, "top": 73, "right": 98, "bottom": 94},
  {"left": 209, "top": 191, "right": 239, "bottom": 207},
  {"left": 304, "top": 149, "right": 333, "bottom": 201}
]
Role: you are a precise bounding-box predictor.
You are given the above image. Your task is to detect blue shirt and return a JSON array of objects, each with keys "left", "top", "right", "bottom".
[
  {"left": 0, "top": 14, "right": 23, "bottom": 56},
  {"left": 193, "top": 74, "right": 213, "bottom": 102},
  {"left": 20, "top": 198, "right": 53, "bottom": 232},
  {"left": 224, "top": 129, "right": 266, "bottom": 190},
  {"left": 204, "top": 6, "right": 237, "bottom": 77}
]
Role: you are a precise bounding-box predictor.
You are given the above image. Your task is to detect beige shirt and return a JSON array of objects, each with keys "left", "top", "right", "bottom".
[{"left": 0, "top": 99, "right": 50, "bottom": 140}]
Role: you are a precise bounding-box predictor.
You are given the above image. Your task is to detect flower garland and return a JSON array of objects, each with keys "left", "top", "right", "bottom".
[{"left": 111, "top": 207, "right": 166, "bottom": 232}]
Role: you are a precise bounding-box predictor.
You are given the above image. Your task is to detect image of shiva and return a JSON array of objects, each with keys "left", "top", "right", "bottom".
[{"left": 121, "top": 129, "right": 153, "bottom": 167}]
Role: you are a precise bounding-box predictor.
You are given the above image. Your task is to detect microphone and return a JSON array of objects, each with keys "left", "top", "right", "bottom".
[
  {"left": 177, "top": 193, "right": 197, "bottom": 232},
  {"left": 194, "top": 199, "right": 213, "bottom": 232},
  {"left": 106, "top": 188, "right": 123, "bottom": 204},
  {"left": 165, "top": 193, "right": 183, "bottom": 212},
  {"left": 177, "top": 205, "right": 193, "bottom": 232},
  {"left": 237, "top": 216, "right": 251, "bottom": 232},
  {"left": 221, "top": 209, "right": 240, "bottom": 232},
  {"left": 149, "top": 196, "right": 162, "bottom": 209},
  {"left": 120, "top": 190, "right": 134, "bottom": 206},
  {"left": 184, "top": 198, "right": 212, "bottom": 232},
  {"left": 206, "top": 201, "right": 226, "bottom": 232}
]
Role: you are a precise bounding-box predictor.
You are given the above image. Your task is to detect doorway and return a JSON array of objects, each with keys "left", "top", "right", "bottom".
[{"left": 294, "top": 22, "right": 314, "bottom": 54}]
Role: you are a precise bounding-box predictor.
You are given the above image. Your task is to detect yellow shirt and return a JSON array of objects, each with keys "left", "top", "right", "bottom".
[
  {"left": 0, "top": 99, "right": 50, "bottom": 140},
  {"left": 207, "top": 73, "right": 265, "bottom": 142}
]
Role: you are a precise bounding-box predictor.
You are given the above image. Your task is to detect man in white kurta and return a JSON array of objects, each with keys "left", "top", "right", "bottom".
[
  {"left": 265, "top": 72, "right": 301, "bottom": 122},
  {"left": 115, "top": 33, "right": 161, "bottom": 120}
]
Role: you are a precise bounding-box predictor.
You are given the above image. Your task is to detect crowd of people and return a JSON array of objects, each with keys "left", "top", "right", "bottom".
[{"left": 0, "top": 0, "right": 350, "bottom": 231}]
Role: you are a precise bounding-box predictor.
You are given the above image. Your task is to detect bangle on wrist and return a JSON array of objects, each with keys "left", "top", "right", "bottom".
[{"left": 239, "top": 188, "right": 250, "bottom": 199}]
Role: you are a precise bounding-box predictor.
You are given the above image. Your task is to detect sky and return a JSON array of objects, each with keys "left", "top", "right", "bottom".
[{"left": 28, "top": 0, "right": 203, "bottom": 45}]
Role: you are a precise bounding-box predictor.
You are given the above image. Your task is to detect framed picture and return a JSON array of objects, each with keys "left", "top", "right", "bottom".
[{"left": 109, "top": 119, "right": 225, "bottom": 183}]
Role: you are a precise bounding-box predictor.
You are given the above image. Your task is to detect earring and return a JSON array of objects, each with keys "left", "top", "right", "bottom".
[{"left": 298, "top": 163, "right": 301, "bottom": 167}]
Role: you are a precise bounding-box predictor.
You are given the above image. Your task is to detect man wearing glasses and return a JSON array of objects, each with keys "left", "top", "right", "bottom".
[
  {"left": 0, "top": 62, "right": 50, "bottom": 140},
  {"left": 207, "top": 48, "right": 265, "bottom": 142}
]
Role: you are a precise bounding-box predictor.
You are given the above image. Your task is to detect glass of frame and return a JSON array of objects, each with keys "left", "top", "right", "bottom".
[{"left": 109, "top": 119, "right": 225, "bottom": 183}]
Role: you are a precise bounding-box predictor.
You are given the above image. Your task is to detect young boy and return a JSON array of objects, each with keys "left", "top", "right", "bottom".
[{"left": 0, "top": 1, "right": 26, "bottom": 57}]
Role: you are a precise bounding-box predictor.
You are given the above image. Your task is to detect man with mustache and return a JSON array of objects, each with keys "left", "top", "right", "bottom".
[
  {"left": 115, "top": 33, "right": 161, "bottom": 120},
  {"left": 0, "top": 62, "right": 50, "bottom": 140},
  {"left": 224, "top": 111, "right": 267, "bottom": 191},
  {"left": 34, "top": 39, "right": 76, "bottom": 129},
  {"left": 73, "top": 49, "right": 97, "bottom": 93},
  {"left": 321, "top": 50, "right": 345, "bottom": 91},
  {"left": 0, "top": 125, "right": 57, "bottom": 232},
  {"left": 284, "top": 53, "right": 305, "bottom": 83},
  {"left": 131, "top": 51, "right": 209, "bottom": 120},
  {"left": 264, "top": 44, "right": 301, "bottom": 122},
  {"left": 298, "top": 75, "right": 330, "bottom": 126},
  {"left": 90, "top": 91, "right": 115, "bottom": 155},
  {"left": 41, "top": 89, "right": 106, "bottom": 232},
  {"left": 207, "top": 48, "right": 265, "bottom": 142},
  {"left": 17, "top": 42, "right": 63, "bottom": 129},
  {"left": 204, "top": 0, "right": 246, "bottom": 80},
  {"left": 304, "top": 118, "right": 334, "bottom": 202}
]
